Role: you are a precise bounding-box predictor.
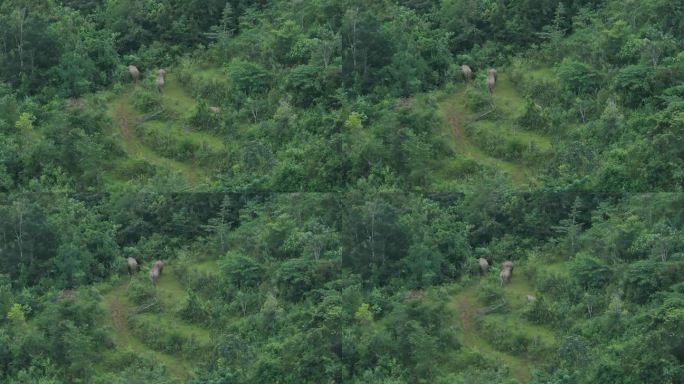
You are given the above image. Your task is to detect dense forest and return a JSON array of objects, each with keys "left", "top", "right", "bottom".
[{"left": 0, "top": 0, "right": 682, "bottom": 383}]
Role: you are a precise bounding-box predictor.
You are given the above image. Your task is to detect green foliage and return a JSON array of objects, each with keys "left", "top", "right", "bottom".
[
  {"left": 127, "top": 277, "right": 156, "bottom": 307},
  {"left": 0, "top": 0, "right": 683, "bottom": 383},
  {"left": 518, "top": 99, "right": 551, "bottom": 132},
  {"left": 131, "top": 86, "right": 163, "bottom": 113},
  {"left": 569, "top": 253, "right": 612, "bottom": 291},
  {"left": 477, "top": 280, "right": 506, "bottom": 307},
  {"left": 219, "top": 252, "right": 265, "bottom": 290},
  {"left": 555, "top": 59, "right": 602, "bottom": 96}
]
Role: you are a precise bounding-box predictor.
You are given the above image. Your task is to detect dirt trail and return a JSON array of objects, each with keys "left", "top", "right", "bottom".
[
  {"left": 115, "top": 104, "right": 132, "bottom": 140},
  {"left": 458, "top": 296, "right": 475, "bottom": 333},
  {"left": 448, "top": 109, "right": 462, "bottom": 139}
]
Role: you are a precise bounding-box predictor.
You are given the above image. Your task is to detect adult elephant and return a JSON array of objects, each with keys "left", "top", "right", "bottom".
[
  {"left": 499, "top": 260, "right": 513, "bottom": 286},
  {"left": 128, "top": 65, "right": 140, "bottom": 83},
  {"left": 478, "top": 257, "right": 489, "bottom": 275},
  {"left": 149, "top": 260, "right": 165, "bottom": 286},
  {"left": 155, "top": 69, "right": 166, "bottom": 93},
  {"left": 127, "top": 257, "right": 138, "bottom": 276},
  {"left": 461, "top": 64, "right": 473, "bottom": 83}
]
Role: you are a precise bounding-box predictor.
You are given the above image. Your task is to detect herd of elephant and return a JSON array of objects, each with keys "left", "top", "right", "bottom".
[
  {"left": 478, "top": 257, "right": 518, "bottom": 287},
  {"left": 126, "top": 257, "right": 164, "bottom": 286},
  {"left": 127, "top": 65, "right": 166, "bottom": 93},
  {"left": 127, "top": 63, "right": 491, "bottom": 110},
  {"left": 127, "top": 64, "right": 221, "bottom": 114},
  {"left": 460, "top": 65, "right": 497, "bottom": 95}
]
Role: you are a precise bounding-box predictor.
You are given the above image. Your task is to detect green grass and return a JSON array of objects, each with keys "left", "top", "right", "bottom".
[
  {"left": 137, "top": 312, "right": 212, "bottom": 343},
  {"left": 140, "top": 120, "right": 225, "bottom": 152},
  {"left": 107, "top": 89, "right": 209, "bottom": 183},
  {"left": 103, "top": 70, "right": 231, "bottom": 187},
  {"left": 450, "top": 282, "right": 534, "bottom": 383},
  {"left": 447, "top": 261, "right": 565, "bottom": 383},
  {"left": 434, "top": 70, "right": 556, "bottom": 187},
  {"left": 469, "top": 120, "right": 551, "bottom": 151},
  {"left": 155, "top": 264, "right": 189, "bottom": 310},
  {"left": 491, "top": 74, "right": 527, "bottom": 118},
  {"left": 101, "top": 262, "right": 218, "bottom": 382},
  {"left": 195, "top": 67, "right": 225, "bottom": 80},
  {"left": 436, "top": 87, "right": 529, "bottom": 185},
  {"left": 192, "top": 259, "right": 220, "bottom": 274},
  {"left": 102, "top": 279, "right": 193, "bottom": 381},
  {"left": 161, "top": 73, "right": 198, "bottom": 119}
]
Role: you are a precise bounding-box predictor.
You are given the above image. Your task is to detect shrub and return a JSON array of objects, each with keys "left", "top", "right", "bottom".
[
  {"left": 476, "top": 280, "right": 506, "bottom": 307},
  {"left": 127, "top": 276, "right": 156, "bottom": 307},
  {"left": 219, "top": 252, "right": 265, "bottom": 289},
  {"left": 132, "top": 86, "right": 163, "bottom": 113},
  {"left": 464, "top": 87, "right": 490, "bottom": 112},
  {"left": 570, "top": 253, "right": 612, "bottom": 291},
  {"left": 518, "top": 99, "right": 551, "bottom": 132},
  {"left": 177, "top": 290, "right": 210, "bottom": 325},
  {"left": 523, "top": 295, "right": 556, "bottom": 325}
]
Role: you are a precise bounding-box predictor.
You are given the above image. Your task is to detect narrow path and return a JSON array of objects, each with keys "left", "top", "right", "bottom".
[{"left": 448, "top": 108, "right": 462, "bottom": 139}]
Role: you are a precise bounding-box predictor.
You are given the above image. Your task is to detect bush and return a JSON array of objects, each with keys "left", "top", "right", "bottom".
[
  {"left": 523, "top": 295, "right": 556, "bottom": 325},
  {"left": 189, "top": 100, "right": 221, "bottom": 132},
  {"left": 127, "top": 277, "right": 156, "bottom": 306},
  {"left": 476, "top": 316, "right": 555, "bottom": 359},
  {"left": 463, "top": 87, "right": 490, "bottom": 112},
  {"left": 534, "top": 270, "right": 576, "bottom": 301},
  {"left": 476, "top": 280, "right": 506, "bottom": 307},
  {"left": 570, "top": 253, "right": 612, "bottom": 291},
  {"left": 555, "top": 59, "right": 602, "bottom": 96},
  {"left": 219, "top": 252, "right": 265, "bottom": 289},
  {"left": 131, "top": 86, "right": 163, "bottom": 113},
  {"left": 127, "top": 316, "right": 210, "bottom": 357},
  {"left": 177, "top": 291, "right": 210, "bottom": 325},
  {"left": 622, "top": 260, "right": 663, "bottom": 304},
  {"left": 518, "top": 99, "right": 551, "bottom": 132}
]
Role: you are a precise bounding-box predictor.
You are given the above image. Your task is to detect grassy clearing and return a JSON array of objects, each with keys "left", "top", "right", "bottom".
[
  {"left": 490, "top": 74, "right": 527, "bottom": 118},
  {"left": 448, "top": 261, "right": 567, "bottom": 383},
  {"left": 102, "top": 279, "right": 194, "bottom": 381},
  {"left": 105, "top": 71, "right": 232, "bottom": 187},
  {"left": 450, "top": 282, "right": 533, "bottom": 383},
  {"left": 435, "top": 71, "right": 556, "bottom": 186},
  {"left": 107, "top": 89, "right": 209, "bottom": 184},
  {"left": 162, "top": 74, "right": 198, "bottom": 119},
  {"left": 140, "top": 120, "right": 225, "bottom": 152},
  {"left": 101, "top": 262, "right": 218, "bottom": 382},
  {"left": 436, "top": 87, "right": 529, "bottom": 185}
]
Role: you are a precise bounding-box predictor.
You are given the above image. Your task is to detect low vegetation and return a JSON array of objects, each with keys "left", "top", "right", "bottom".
[{"left": 0, "top": 0, "right": 682, "bottom": 383}]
